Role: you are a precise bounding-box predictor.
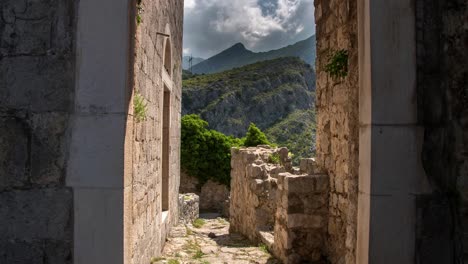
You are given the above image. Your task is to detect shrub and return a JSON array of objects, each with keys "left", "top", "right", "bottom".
[
  {"left": 192, "top": 218, "right": 206, "bottom": 228},
  {"left": 181, "top": 116, "right": 274, "bottom": 186},
  {"left": 134, "top": 93, "right": 147, "bottom": 122},
  {"left": 181, "top": 115, "right": 242, "bottom": 186},
  {"left": 243, "top": 123, "right": 271, "bottom": 147},
  {"left": 268, "top": 153, "right": 281, "bottom": 164}
]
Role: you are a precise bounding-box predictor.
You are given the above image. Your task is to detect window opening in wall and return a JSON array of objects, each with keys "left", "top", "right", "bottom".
[
  {"left": 164, "top": 39, "right": 172, "bottom": 75},
  {"left": 161, "top": 88, "right": 171, "bottom": 218}
]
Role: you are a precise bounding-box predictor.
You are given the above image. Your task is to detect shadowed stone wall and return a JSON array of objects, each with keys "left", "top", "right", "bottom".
[
  {"left": 126, "top": 0, "right": 184, "bottom": 263},
  {"left": 273, "top": 168, "right": 329, "bottom": 263},
  {"left": 0, "top": 0, "right": 75, "bottom": 262},
  {"left": 416, "top": 0, "right": 468, "bottom": 262},
  {"left": 1, "top": 0, "right": 184, "bottom": 263},
  {"left": 314, "top": 1, "right": 359, "bottom": 263}
]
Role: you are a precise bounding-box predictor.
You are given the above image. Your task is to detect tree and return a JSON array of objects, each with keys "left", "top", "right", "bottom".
[
  {"left": 243, "top": 123, "right": 271, "bottom": 147},
  {"left": 181, "top": 114, "right": 241, "bottom": 186}
]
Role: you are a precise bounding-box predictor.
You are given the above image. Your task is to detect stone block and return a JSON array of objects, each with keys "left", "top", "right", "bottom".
[
  {"left": 1, "top": 0, "right": 74, "bottom": 56},
  {"left": 0, "top": 56, "right": 74, "bottom": 112},
  {"left": 67, "top": 114, "right": 126, "bottom": 188},
  {"left": 0, "top": 188, "right": 73, "bottom": 241},
  {"left": 75, "top": 0, "right": 131, "bottom": 114},
  {"left": 364, "top": 125, "right": 429, "bottom": 195},
  {"left": 0, "top": 117, "right": 29, "bottom": 189},
  {"left": 287, "top": 214, "right": 324, "bottom": 229},
  {"left": 247, "top": 164, "right": 265, "bottom": 179},
  {"left": 30, "top": 113, "right": 68, "bottom": 185},
  {"left": 74, "top": 188, "right": 123, "bottom": 264},
  {"left": 284, "top": 174, "right": 315, "bottom": 194},
  {"left": 300, "top": 158, "right": 320, "bottom": 174},
  {"left": 178, "top": 193, "right": 199, "bottom": 224},
  {"left": 0, "top": 238, "right": 72, "bottom": 264},
  {"left": 303, "top": 195, "right": 328, "bottom": 213},
  {"left": 315, "top": 174, "right": 329, "bottom": 192}
]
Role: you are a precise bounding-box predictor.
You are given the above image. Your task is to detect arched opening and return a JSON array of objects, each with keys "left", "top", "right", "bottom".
[
  {"left": 161, "top": 36, "right": 173, "bottom": 218},
  {"left": 164, "top": 38, "right": 172, "bottom": 76}
]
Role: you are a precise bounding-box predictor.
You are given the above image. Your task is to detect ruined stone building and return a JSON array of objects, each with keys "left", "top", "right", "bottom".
[
  {"left": 229, "top": 1, "right": 468, "bottom": 264},
  {"left": 1, "top": 0, "right": 467, "bottom": 264},
  {"left": 1, "top": 0, "right": 183, "bottom": 263}
]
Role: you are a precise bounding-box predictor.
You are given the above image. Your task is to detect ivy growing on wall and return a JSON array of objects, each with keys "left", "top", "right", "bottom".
[{"left": 325, "top": 49, "right": 349, "bottom": 79}]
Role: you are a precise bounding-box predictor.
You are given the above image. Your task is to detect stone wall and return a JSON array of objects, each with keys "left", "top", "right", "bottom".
[
  {"left": 0, "top": 0, "right": 75, "bottom": 262},
  {"left": 178, "top": 193, "right": 199, "bottom": 225},
  {"left": 180, "top": 171, "right": 230, "bottom": 215},
  {"left": 273, "top": 172, "right": 329, "bottom": 263},
  {"left": 230, "top": 148, "right": 330, "bottom": 263},
  {"left": 126, "top": 0, "right": 184, "bottom": 263},
  {"left": 230, "top": 147, "right": 291, "bottom": 242},
  {"left": 314, "top": 0, "right": 359, "bottom": 263},
  {"left": 416, "top": 0, "right": 468, "bottom": 262},
  {"left": 1, "top": 0, "right": 183, "bottom": 263}
]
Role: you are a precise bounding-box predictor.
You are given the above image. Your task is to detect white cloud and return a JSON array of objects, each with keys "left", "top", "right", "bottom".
[
  {"left": 185, "top": 0, "right": 196, "bottom": 9},
  {"left": 183, "top": 0, "right": 315, "bottom": 58}
]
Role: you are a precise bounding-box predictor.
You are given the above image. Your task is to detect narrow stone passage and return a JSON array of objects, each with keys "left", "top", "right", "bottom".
[{"left": 154, "top": 213, "right": 280, "bottom": 264}]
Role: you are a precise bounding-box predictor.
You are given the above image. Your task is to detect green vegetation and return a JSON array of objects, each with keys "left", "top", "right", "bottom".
[
  {"left": 244, "top": 123, "right": 271, "bottom": 147},
  {"left": 258, "top": 243, "right": 269, "bottom": 254},
  {"left": 268, "top": 153, "right": 281, "bottom": 164},
  {"left": 325, "top": 49, "right": 348, "bottom": 79},
  {"left": 181, "top": 115, "right": 242, "bottom": 186},
  {"left": 192, "top": 218, "right": 206, "bottom": 228},
  {"left": 134, "top": 93, "right": 147, "bottom": 122},
  {"left": 193, "top": 249, "right": 204, "bottom": 259},
  {"left": 183, "top": 238, "right": 203, "bottom": 259},
  {"left": 150, "top": 257, "right": 165, "bottom": 263},
  {"left": 266, "top": 109, "right": 316, "bottom": 165},
  {"left": 167, "top": 260, "right": 180, "bottom": 264},
  {"left": 182, "top": 57, "right": 316, "bottom": 167},
  {"left": 136, "top": 0, "right": 143, "bottom": 25},
  {"left": 182, "top": 115, "right": 274, "bottom": 186}
]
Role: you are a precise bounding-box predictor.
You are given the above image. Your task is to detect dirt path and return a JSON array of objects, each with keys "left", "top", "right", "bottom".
[{"left": 153, "top": 213, "right": 280, "bottom": 264}]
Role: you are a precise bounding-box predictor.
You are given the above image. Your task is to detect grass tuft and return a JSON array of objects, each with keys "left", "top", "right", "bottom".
[{"left": 192, "top": 218, "right": 206, "bottom": 228}]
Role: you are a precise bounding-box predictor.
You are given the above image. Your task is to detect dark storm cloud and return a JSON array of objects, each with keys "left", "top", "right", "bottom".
[{"left": 183, "top": 0, "right": 315, "bottom": 59}]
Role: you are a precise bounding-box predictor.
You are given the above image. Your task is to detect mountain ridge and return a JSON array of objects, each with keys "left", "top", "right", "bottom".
[
  {"left": 182, "top": 57, "right": 316, "bottom": 163},
  {"left": 191, "top": 35, "right": 316, "bottom": 74},
  {"left": 182, "top": 56, "right": 205, "bottom": 70}
]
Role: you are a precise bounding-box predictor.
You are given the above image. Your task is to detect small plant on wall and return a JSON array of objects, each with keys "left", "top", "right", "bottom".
[
  {"left": 136, "top": 0, "right": 143, "bottom": 25},
  {"left": 134, "top": 92, "right": 147, "bottom": 122},
  {"left": 325, "top": 49, "right": 349, "bottom": 79}
]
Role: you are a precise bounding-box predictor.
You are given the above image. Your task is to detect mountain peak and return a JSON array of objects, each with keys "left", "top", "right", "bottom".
[{"left": 229, "top": 42, "right": 247, "bottom": 50}]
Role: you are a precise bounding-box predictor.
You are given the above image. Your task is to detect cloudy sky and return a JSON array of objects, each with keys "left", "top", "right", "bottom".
[{"left": 183, "top": 0, "right": 315, "bottom": 59}]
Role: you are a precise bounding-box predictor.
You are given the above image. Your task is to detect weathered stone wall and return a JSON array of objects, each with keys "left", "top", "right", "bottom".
[
  {"left": 230, "top": 148, "right": 330, "bottom": 263},
  {"left": 416, "top": 0, "right": 468, "bottom": 262},
  {"left": 180, "top": 171, "right": 230, "bottom": 215},
  {"left": 273, "top": 170, "right": 329, "bottom": 263},
  {"left": 126, "top": 0, "right": 184, "bottom": 263},
  {"left": 314, "top": 0, "right": 359, "bottom": 263},
  {"left": 0, "top": 0, "right": 75, "bottom": 262},
  {"left": 230, "top": 147, "right": 291, "bottom": 242},
  {"left": 178, "top": 193, "right": 199, "bottom": 225}
]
